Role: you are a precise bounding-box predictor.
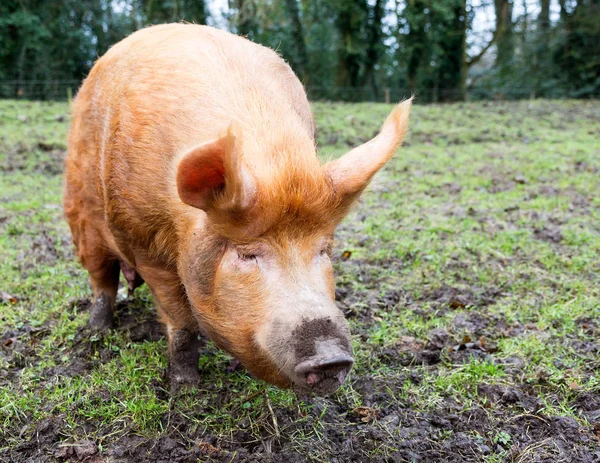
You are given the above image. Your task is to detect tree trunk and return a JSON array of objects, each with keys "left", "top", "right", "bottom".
[
  {"left": 437, "top": 0, "right": 467, "bottom": 101},
  {"left": 334, "top": 1, "right": 367, "bottom": 92},
  {"left": 183, "top": 0, "right": 207, "bottom": 24},
  {"left": 558, "top": 0, "right": 568, "bottom": 22},
  {"left": 405, "top": 0, "right": 427, "bottom": 96},
  {"left": 362, "top": 0, "right": 384, "bottom": 97},
  {"left": 494, "top": 0, "right": 514, "bottom": 68},
  {"left": 539, "top": 0, "right": 550, "bottom": 31},
  {"left": 284, "top": 0, "right": 309, "bottom": 83},
  {"left": 459, "top": 0, "right": 468, "bottom": 100},
  {"left": 131, "top": 0, "right": 139, "bottom": 31},
  {"left": 235, "top": 0, "right": 256, "bottom": 37}
]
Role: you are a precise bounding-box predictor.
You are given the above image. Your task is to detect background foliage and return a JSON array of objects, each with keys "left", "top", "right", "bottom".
[{"left": 0, "top": 0, "right": 598, "bottom": 101}]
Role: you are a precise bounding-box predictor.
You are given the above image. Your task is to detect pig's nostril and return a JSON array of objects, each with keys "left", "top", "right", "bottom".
[
  {"left": 302, "top": 360, "right": 352, "bottom": 388},
  {"left": 312, "top": 356, "right": 354, "bottom": 374},
  {"left": 296, "top": 354, "right": 354, "bottom": 392},
  {"left": 306, "top": 372, "right": 322, "bottom": 386}
]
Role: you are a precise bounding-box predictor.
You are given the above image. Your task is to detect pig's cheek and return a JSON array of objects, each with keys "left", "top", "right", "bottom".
[
  {"left": 316, "top": 254, "right": 335, "bottom": 293},
  {"left": 317, "top": 252, "right": 332, "bottom": 267},
  {"left": 236, "top": 259, "right": 259, "bottom": 274}
]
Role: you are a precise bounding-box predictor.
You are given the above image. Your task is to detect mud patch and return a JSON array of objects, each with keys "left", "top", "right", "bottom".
[
  {"left": 419, "top": 284, "right": 504, "bottom": 311},
  {"left": 113, "top": 299, "right": 164, "bottom": 343},
  {"left": 1, "top": 141, "right": 66, "bottom": 175},
  {"left": 15, "top": 229, "right": 73, "bottom": 274},
  {"left": 533, "top": 225, "right": 563, "bottom": 243},
  {"left": 487, "top": 176, "right": 516, "bottom": 194}
]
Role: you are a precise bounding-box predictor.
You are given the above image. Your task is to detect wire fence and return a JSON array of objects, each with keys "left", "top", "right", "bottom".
[
  {"left": 0, "top": 80, "right": 79, "bottom": 101},
  {"left": 0, "top": 80, "right": 598, "bottom": 103}
]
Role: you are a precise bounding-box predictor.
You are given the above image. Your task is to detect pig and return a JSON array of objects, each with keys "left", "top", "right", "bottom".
[{"left": 63, "top": 23, "right": 411, "bottom": 395}]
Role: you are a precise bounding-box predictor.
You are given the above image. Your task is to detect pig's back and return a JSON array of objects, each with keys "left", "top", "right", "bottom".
[{"left": 67, "top": 24, "right": 314, "bottom": 266}]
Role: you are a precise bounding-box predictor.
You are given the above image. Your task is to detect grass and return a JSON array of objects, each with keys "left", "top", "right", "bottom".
[{"left": 1, "top": 98, "right": 599, "bottom": 462}]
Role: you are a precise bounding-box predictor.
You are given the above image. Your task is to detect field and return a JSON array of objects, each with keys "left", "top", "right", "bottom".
[{"left": 1, "top": 99, "right": 599, "bottom": 463}]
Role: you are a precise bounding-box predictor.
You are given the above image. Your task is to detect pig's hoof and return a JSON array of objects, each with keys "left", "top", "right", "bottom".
[
  {"left": 168, "top": 366, "right": 200, "bottom": 393},
  {"left": 88, "top": 294, "right": 113, "bottom": 330}
]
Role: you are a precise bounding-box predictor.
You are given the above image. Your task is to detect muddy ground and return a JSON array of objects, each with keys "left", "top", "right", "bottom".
[
  {"left": 4, "top": 276, "right": 599, "bottom": 462},
  {"left": 1, "top": 100, "right": 599, "bottom": 462}
]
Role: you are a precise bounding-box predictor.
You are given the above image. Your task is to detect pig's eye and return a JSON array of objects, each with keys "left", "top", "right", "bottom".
[
  {"left": 319, "top": 244, "right": 332, "bottom": 257},
  {"left": 234, "top": 244, "right": 265, "bottom": 266},
  {"left": 238, "top": 252, "right": 257, "bottom": 262}
]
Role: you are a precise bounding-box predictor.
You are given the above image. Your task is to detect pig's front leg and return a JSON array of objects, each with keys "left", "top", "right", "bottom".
[
  {"left": 87, "top": 260, "right": 120, "bottom": 330},
  {"left": 166, "top": 326, "right": 201, "bottom": 387},
  {"left": 137, "top": 263, "right": 201, "bottom": 390}
]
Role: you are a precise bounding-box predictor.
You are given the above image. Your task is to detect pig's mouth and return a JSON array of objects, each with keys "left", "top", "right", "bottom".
[{"left": 291, "top": 338, "right": 354, "bottom": 395}]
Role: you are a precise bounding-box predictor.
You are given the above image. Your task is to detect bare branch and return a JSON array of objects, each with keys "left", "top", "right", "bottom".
[{"left": 467, "top": 28, "right": 499, "bottom": 67}]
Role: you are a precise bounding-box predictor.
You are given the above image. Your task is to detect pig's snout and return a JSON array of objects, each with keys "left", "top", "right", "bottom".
[
  {"left": 294, "top": 340, "right": 354, "bottom": 394},
  {"left": 288, "top": 317, "right": 354, "bottom": 395}
]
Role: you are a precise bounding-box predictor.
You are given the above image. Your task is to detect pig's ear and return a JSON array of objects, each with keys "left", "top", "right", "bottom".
[
  {"left": 323, "top": 98, "right": 412, "bottom": 205},
  {"left": 176, "top": 124, "right": 255, "bottom": 213}
]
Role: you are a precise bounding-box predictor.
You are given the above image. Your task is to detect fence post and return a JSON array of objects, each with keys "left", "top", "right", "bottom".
[{"left": 384, "top": 87, "right": 390, "bottom": 104}]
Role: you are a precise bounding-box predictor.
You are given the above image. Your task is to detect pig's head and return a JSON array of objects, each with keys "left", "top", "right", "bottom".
[{"left": 176, "top": 100, "right": 411, "bottom": 395}]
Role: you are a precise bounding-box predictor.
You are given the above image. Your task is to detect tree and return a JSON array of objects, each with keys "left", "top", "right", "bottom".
[
  {"left": 233, "top": 0, "right": 259, "bottom": 38},
  {"left": 404, "top": 0, "right": 428, "bottom": 95},
  {"left": 333, "top": 0, "right": 368, "bottom": 89},
  {"left": 554, "top": 0, "right": 600, "bottom": 96},
  {"left": 539, "top": 0, "right": 550, "bottom": 32},
  {"left": 362, "top": 0, "right": 385, "bottom": 96},
  {"left": 494, "top": 0, "right": 514, "bottom": 69},
  {"left": 399, "top": 0, "right": 469, "bottom": 102},
  {"left": 283, "top": 0, "right": 309, "bottom": 82}
]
